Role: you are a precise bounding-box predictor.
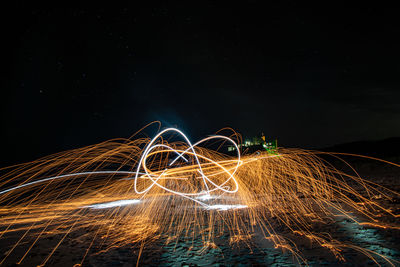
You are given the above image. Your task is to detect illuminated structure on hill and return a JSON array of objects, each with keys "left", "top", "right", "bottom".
[{"left": 228, "top": 133, "right": 277, "bottom": 154}]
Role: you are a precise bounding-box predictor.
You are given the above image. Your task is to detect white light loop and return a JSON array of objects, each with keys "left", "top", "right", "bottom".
[{"left": 133, "top": 128, "right": 241, "bottom": 206}]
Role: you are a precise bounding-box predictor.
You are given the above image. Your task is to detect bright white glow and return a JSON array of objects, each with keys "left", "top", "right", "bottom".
[
  {"left": 84, "top": 199, "right": 141, "bottom": 209},
  {"left": 196, "top": 194, "right": 213, "bottom": 201},
  {"left": 134, "top": 127, "right": 242, "bottom": 206},
  {"left": 206, "top": 204, "right": 248, "bottom": 211}
]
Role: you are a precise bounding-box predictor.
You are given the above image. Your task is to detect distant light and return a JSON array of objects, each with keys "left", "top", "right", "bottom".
[
  {"left": 84, "top": 199, "right": 141, "bottom": 209},
  {"left": 206, "top": 204, "right": 247, "bottom": 211}
]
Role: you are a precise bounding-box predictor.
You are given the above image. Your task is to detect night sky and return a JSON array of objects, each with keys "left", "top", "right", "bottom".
[{"left": 2, "top": 3, "right": 400, "bottom": 165}]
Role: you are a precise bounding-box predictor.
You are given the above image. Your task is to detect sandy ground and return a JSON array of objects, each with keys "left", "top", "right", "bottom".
[{"left": 1, "top": 158, "right": 399, "bottom": 266}]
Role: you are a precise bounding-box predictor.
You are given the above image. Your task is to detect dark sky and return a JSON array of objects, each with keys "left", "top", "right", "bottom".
[{"left": 2, "top": 3, "right": 400, "bottom": 165}]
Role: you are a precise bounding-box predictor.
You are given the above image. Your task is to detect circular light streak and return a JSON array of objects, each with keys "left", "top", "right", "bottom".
[{"left": 133, "top": 128, "right": 242, "bottom": 207}]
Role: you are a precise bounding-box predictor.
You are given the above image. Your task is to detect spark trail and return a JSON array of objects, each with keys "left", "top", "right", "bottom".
[{"left": 0, "top": 122, "right": 399, "bottom": 266}]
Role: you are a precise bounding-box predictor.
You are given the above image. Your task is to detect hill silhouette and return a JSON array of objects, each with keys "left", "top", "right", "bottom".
[{"left": 320, "top": 137, "right": 400, "bottom": 159}]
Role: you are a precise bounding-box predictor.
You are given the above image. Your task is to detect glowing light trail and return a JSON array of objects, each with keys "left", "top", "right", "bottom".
[
  {"left": 85, "top": 199, "right": 141, "bottom": 209},
  {"left": 0, "top": 171, "right": 144, "bottom": 196},
  {"left": 205, "top": 204, "right": 248, "bottom": 211},
  {"left": 0, "top": 123, "right": 398, "bottom": 266},
  {"left": 133, "top": 127, "right": 242, "bottom": 207}
]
